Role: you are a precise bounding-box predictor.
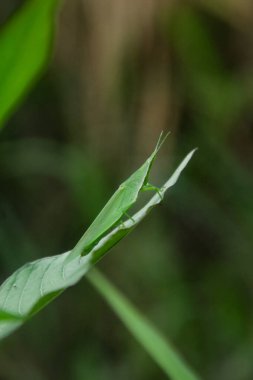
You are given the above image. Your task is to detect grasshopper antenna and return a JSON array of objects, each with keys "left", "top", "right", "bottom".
[{"left": 155, "top": 131, "right": 171, "bottom": 153}]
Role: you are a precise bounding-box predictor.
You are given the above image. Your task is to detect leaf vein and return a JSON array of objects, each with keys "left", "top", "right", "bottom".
[
  {"left": 18, "top": 263, "right": 36, "bottom": 316},
  {"left": 40, "top": 257, "right": 59, "bottom": 297}
]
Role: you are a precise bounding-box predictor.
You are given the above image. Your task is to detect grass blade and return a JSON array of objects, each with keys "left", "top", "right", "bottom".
[{"left": 88, "top": 269, "right": 200, "bottom": 380}]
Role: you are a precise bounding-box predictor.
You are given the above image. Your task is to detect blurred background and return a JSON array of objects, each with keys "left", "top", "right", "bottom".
[{"left": 1, "top": 0, "right": 253, "bottom": 379}]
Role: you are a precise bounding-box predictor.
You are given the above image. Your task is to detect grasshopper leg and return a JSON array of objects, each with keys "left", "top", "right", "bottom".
[
  {"left": 123, "top": 211, "right": 135, "bottom": 223},
  {"left": 142, "top": 183, "right": 163, "bottom": 200}
]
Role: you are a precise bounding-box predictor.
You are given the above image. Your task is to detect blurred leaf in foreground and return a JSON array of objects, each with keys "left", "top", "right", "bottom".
[{"left": 0, "top": 0, "right": 60, "bottom": 127}]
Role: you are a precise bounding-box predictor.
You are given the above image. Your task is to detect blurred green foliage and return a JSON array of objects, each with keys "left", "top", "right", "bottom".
[
  {"left": 1, "top": 0, "right": 253, "bottom": 379},
  {"left": 0, "top": 0, "right": 59, "bottom": 127}
]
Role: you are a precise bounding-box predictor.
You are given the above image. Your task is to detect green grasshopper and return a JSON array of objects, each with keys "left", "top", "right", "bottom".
[{"left": 72, "top": 132, "right": 169, "bottom": 257}]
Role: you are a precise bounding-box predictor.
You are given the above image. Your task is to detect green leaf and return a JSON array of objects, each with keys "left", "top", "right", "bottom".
[
  {"left": 0, "top": 0, "right": 60, "bottom": 127},
  {"left": 0, "top": 149, "right": 196, "bottom": 340},
  {"left": 87, "top": 269, "right": 200, "bottom": 380}
]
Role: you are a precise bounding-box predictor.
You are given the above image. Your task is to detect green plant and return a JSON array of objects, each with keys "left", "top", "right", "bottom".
[
  {"left": 0, "top": 2, "right": 200, "bottom": 380},
  {"left": 0, "top": 144, "right": 195, "bottom": 333},
  {"left": 0, "top": 141, "right": 197, "bottom": 377}
]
